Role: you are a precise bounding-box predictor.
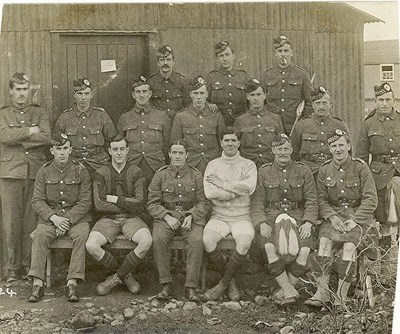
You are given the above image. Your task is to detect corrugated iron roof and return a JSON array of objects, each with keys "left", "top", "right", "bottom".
[
  {"left": 364, "top": 40, "right": 400, "bottom": 64},
  {"left": 344, "top": 3, "right": 384, "bottom": 23}
]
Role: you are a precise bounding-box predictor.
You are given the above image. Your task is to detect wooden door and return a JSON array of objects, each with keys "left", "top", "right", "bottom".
[{"left": 52, "top": 34, "right": 149, "bottom": 126}]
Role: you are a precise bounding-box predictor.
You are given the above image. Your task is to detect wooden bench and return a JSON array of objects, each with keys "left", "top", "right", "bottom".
[{"left": 46, "top": 235, "right": 237, "bottom": 289}]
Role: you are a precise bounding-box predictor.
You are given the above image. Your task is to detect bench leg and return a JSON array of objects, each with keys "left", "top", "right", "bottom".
[
  {"left": 201, "top": 257, "right": 207, "bottom": 290},
  {"left": 46, "top": 248, "right": 52, "bottom": 288}
]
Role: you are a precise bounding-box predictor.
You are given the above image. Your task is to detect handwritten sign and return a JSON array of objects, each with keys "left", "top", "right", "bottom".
[
  {"left": 0, "top": 287, "right": 17, "bottom": 297},
  {"left": 100, "top": 60, "right": 116, "bottom": 73}
]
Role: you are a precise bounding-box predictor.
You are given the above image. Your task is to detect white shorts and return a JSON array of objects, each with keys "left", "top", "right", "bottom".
[{"left": 204, "top": 218, "right": 255, "bottom": 240}]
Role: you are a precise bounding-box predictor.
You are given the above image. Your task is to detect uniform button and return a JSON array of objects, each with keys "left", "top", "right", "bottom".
[
  {"left": 142, "top": 152, "right": 145, "bottom": 155},
  {"left": 20, "top": 111, "right": 24, "bottom": 115},
  {"left": 141, "top": 113, "right": 145, "bottom": 116},
  {"left": 281, "top": 108, "right": 285, "bottom": 112},
  {"left": 167, "top": 109, "right": 170, "bottom": 112},
  {"left": 83, "top": 136, "right": 87, "bottom": 140},
  {"left": 141, "top": 131, "right": 144, "bottom": 134},
  {"left": 228, "top": 75, "right": 232, "bottom": 78},
  {"left": 199, "top": 125, "right": 203, "bottom": 128},
  {"left": 282, "top": 72, "right": 286, "bottom": 75},
  {"left": 60, "top": 170, "right": 63, "bottom": 173},
  {"left": 281, "top": 98, "right": 285, "bottom": 102},
  {"left": 228, "top": 93, "right": 232, "bottom": 96},
  {"left": 258, "top": 134, "right": 261, "bottom": 137},
  {"left": 201, "top": 152, "right": 204, "bottom": 155},
  {"left": 284, "top": 179, "right": 287, "bottom": 182},
  {"left": 200, "top": 143, "right": 204, "bottom": 146},
  {"left": 259, "top": 154, "right": 263, "bottom": 157},
  {"left": 83, "top": 147, "right": 86, "bottom": 150},
  {"left": 166, "top": 89, "right": 169, "bottom": 93},
  {"left": 393, "top": 161, "right": 396, "bottom": 165},
  {"left": 141, "top": 141, "right": 144, "bottom": 144},
  {"left": 283, "top": 198, "right": 287, "bottom": 201},
  {"left": 284, "top": 208, "right": 288, "bottom": 211},
  {"left": 321, "top": 131, "right": 324, "bottom": 135},
  {"left": 321, "top": 122, "right": 324, "bottom": 125},
  {"left": 199, "top": 116, "right": 203, "bottom": 119},
  {"left": 82, "top": 116, "right": 86, "bottom": 120},
  {"left": 228, "top": 83, "right": 232, "bottom": 86},
  {"left": 340, "top": 179, "right": 344, "bottom": 182},
  {"left": 229, "top": 102, "right": 233, "bottom": 105},
  {"left": 62, "top": 209, "right": 66, "bottom": 212},
  {"left": 60, "top": 180, "right": 64, "bottom": 184},
  {"left": 177, "top": 175, "right": 181, "bottom": 178},
  {"left": 284, "top": 189, "right": 288, "bottom": 192},
  {"left": 61, "top": 201, "right": 65, "bottom": 204},
  {"left": 340, "top": 190, "right": 345, "bottom": 193},
  {"left": 389, "top": 138, "right": 393, "bottom": 142},
  {"left": 321, "top": 143, "right": 324, "bottom": 146},
  {"left": 200, "top": 134, "right": 203, "bottom": 137},
  {"left": 178, "top": 184, "right": 182, "bottom": 187},
  {"left": 344, "top": 205, "right": 349, "bottom": 209},
  {"left": 25, "top": 151, "right": 29, "bottom": 155},
  {"left": 258, "top": 124, "right": 261, "bottom": 127},
  {"left": 83, "top": 157, "right": 86, "bottom": 160},
  {"left": 60, "top": 191, "right": 64, "bottom": 195},
  {"left": 391, "top": 150, "right": 394, "bottom": 153},
  {"left": 82, "top": 125, "right": 86, "bottom": 129},
  {"left": 166, "top": 99, "right": 170, "bottom": 102},
  {"left": 141, "top": 121, "right": 144, "bottom": 123},
  {"left": 20, "top": 120, "right": 25, "bottom": 124},
  {"left": 281, "top": 89, "right": 285, "bottom": 92},
  {"left": 258, "top": 144, "right": 262, "bottom": 147},
  {"left": 386, "top": 117, "right": 390, "bottom": 121},
  {"left": 340, "top": 168, "right": 344, "bottom": 172},
  {"left": 283, "top": 169, "right": 286, "bottom": 173},
  {"left": 179, "top": 194, "right": 182, "bottom": 198}
]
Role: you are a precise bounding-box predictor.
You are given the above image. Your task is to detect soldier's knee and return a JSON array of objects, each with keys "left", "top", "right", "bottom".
[
  {"left": 264, "top": 242, "right": 275, "bottom": 254},
  {"left": 85, "top": 237, "right": 101, "bottom": 255},
  {"left": 343, "top": 242, "right": 356, "bottom": 260},
  {"left": 138, "top": 233, "right": 153, "bottom": 251}
]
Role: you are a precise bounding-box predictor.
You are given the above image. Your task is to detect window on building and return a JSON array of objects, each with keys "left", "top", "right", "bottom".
[{"left": 380, "top": 64, "right": 395, "bottom": 81}]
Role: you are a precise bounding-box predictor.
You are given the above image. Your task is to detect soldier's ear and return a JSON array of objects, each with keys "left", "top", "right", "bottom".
[{"left": 50, "top": 147, "right": 55, "bottom": 156}]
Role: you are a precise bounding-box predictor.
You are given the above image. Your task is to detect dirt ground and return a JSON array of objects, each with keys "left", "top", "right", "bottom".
[{"left": 0, "top": 255, "right": 396, "bottom": 334}]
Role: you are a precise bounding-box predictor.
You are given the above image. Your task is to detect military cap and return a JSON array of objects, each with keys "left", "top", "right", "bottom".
[
  {"left": 311, "top": 86, "right": 330, "bottom": 101},
  {"left": 272, "top": 133, "right": 291, "bottom": 147},
  {"left": 374, "top": 82, "right": 393, "bottom": 97},
  {"left": 157, "top": 45, "right": 174, "bottom": 58},
  {"left": 327, "top": 128, "right": 348, "bottom": 145},
  {"left": 10, "top": 72, "right": 30, "bottom": 85},
  {"left": 273, "top": 35, "right": 291, "bottom": 49},
  {"left": 132, "top": 75, "right": 150, "bottom": 90},
  {"left": 73, "top": 78, "right": 91, "bottom": 92},
  {"left": 244, "top": 78, "right": 263, "bottom": 94},
  {"left": 50, "top": 132, "right": 69, "bottom": 147},
  {"left": 214, "top": 41, "right": 230, "bottom": 55},
  {"left": 188, "top": 76, "right": 206, "bottom": 91}
]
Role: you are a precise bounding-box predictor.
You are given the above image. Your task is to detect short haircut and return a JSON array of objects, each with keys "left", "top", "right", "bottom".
[
  {"left": 169, "top": 139, "right": 188, "bottom": 153},
  {"left": 220, "top": 126, "right": 241, "bottom": 141},
  {"left": 108, "top": 134, "right": 128, "bottom": 148}
]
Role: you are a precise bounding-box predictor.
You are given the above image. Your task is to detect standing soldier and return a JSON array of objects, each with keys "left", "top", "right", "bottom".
[
  {"left": 206, "top": 41, "right": 250, "bottom": 126},
  {"left": 147, "top": 140, "right": 209, "bottom": 301},
  {"left": 356, "top": 83, "right": 400, "bottom": 253},
  {"left": 171, "top": 76, "right": 225, "bottom": 174},
  {"left": 262, "top": 36, "right": 313, "bottom": 135},
  {"left": 0, "top": 73, "right": 51, "bottom": 282},
  {"left": 148, "top": 45, "right": 191, "bottom": 123},
  {"left": 291, "top": 86, "right": 351, "bottom": 176},
  {"left": 251, "top": 133, "right": 318, "bottom": 305},
  {"left": 234, "top": 78, "right": 285, "bottom": 168},
  {"left": 28, "top": 133, "right": 92, "bottom": 302},
  {"left": 86, "top": 135, "right": 152, "bottom": 296},
  {"left": 54, "top": 78, "right": 117, "bottom": 176},
  {"left": 305, "top": 129, "right": 378, "bottom": 308},
  {"left": 117, "top": 76, "right": 171, "bottom": 185}
]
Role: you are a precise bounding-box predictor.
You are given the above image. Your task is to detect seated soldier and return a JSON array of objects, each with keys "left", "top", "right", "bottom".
[
  {"left": 305, "top": 129, "right": 378, "bottom": 308},
  {"left": 28, "top": 132, "right": 92, "bottom": 303},
  {"left": 147, "top": 140, "right": 209, "bottom": 301},
  {"left": 203, "top": 126, "right": 257, "bottom": 301},
  {"left": 86, "top": 135, "right": 152, "bottom": 295},
  {"left": 251, "top": 133, "right": 318, "bottom": 305}
]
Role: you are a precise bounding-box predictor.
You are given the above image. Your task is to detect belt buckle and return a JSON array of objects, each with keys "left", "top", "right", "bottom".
[
  {"left": 280, "top": 202, "right": 290, "bottom": 210},
  {"left": 175, "top": 204, "right": 183, "bottom": 211},
  {"left": 388, "top": 155, "right": 398, "bottom": 163},
  {"left": 81, "top": 151, "right": 89, "bottom": 157},
  {"left": 226, "top": 108, "right": 233, "bottom": 115},
  {"left": 339, "top": 199, "right": 349, "bottom": 208}
]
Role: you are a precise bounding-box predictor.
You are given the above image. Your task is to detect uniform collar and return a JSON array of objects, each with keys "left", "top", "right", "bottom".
[
  {"left": 273, "top": 159, "right": 294, "bottom": 171},
  {"left": 275, "top": 63, "right": 294, "bottom": 73},
  {"left": 218, "top": 66, "right": 237, "bottom": 76},
  {"left": 190, "top": 104, "right": 210, "bottom": 117},
  {"left": 12, "top": 104, "right": 30, "bottom": 112},
  {"left": 53, "top": 159, "right": 73, "bottom": 173},
  {"left": 376, "top": 108, "right": 395, "bottom": 121},
  {"left": 167, "top": 164, "right": 190, "bottom": 177},
  {"left": 248, "top": 106, "right": 267, "bottom": 116},
  {"left": 311, "top": 113, "right": 332, "bottom": 125},
  {"left": 74, "top": 103, "right": 92, "bottom": 118},
  {"left": 133, "top": 103, "right": 152, "bottom": 114},
  {"left": 156, "top": 70, "right": 177, "bottom": 82},
  {"left": 332, "top": 155, "right": 351, "bottom": 170}
]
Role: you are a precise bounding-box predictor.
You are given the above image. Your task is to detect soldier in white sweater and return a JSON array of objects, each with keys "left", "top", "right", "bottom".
[{"left": 203, "top": 126, "right": 257, "bottom": 301}]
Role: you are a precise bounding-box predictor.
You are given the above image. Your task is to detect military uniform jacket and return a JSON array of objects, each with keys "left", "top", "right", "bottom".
[
  {"left": 291, "top": 114, "right": 351, "bottom": 173},
  {"left": 148, "top": 71, "right": 191, "bottom": 119},
  {"left": 317, "top": 157, "right": 377, "bottom": 226},
  {"left": 261, "top": 64, "right": 313, "bottom": 134},
  {"left": 147, "top": 164, "right": 210, "bottom": 225},
  {"left": 117, "top": 103, "right": 171, "bottom": 171},
  {"left": 251, "top": 160, "right": 318, "bottom": 231},
  {"left": 31, "top": 159, "right": 92, "bottom": 225},
  {"left": 0, "top": 104, "right": 51, "bottom": 179},
  {"left": 234, "top": 106, "right": 285, "bottom": 165},
  {"left": 171, "top": 104, "right": 225, "bottom": 168},
  {"left": 54, "top": 103, "right": 117, "bottom": 166},
  {"left": 356, "top": 108, "right": 400, "bottom": 190},
  {"left": 93, "top": 162, "right": 146, "bottom": 219},
  {"left": 205, "top": 67, "right": 250, "bottom": 117}
]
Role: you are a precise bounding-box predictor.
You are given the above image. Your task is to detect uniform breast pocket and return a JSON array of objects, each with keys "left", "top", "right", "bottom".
[
  {"left": 65, "top": 178, "right": 80, "bottom": 201},
  {"left": 263, "top": 179, "right": 280, "bottom": 201},
  {"left": 123, "top": 123, "right": 138, "bottom": 142},
  {"left": 368, "top": 129, "right": 385, "bottom": 141},
  {"left": 162, "top": 185, "right": 175, "bottom": 203},
  {"left": 46, "top": 179, "right": 60, "bottom": 199},
  {"left": 240, "top": 126, "right": 257, "bottom": 148},
  {"left": 211, "top": 82, "right": 225, "bottom": 103},
  {"left": 183, "top": 127, "right": 198, "bottom": 141},
  {"left": 301, "top": 133, "right": 318, "bottom": 152},
  {"left": 394, "top": 128, "right": 400, "bottom": 139},
  {"left": 261, "top": 127, "right": 276, "bottom": 145},
  {"left": 288, "top": 78, "right": 302, "bottom": 95},
  {"left": 65, "top": 125, "right": 78, "bottom": 137},
  {"left": 183, "top": 184, "right": 196, "bottom": 202},
  {"left": 345, "top": 178, "right": 360, "bottom": 199},
  {"left": 265, "top": 80, "right": 278, "bottom": 96},
  {"left": 204, "top": 127, "right": 217, "bottom": 145},
  {"left": 88, "top": 125, "right": 104, "bottom": 146},
  {"left": 289, "top": 178, "right": 305, "bottom": 201},
  {"left": 148, "top": 123, "right": 163, "bottom": 143}
]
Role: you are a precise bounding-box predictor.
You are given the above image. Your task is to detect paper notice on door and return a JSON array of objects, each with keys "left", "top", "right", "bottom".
[{"left": 101, "top": 60, "right": 116, "bottom": 72}]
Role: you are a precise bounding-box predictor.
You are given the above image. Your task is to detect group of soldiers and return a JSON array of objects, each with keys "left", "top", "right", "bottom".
[{"left": 0, "top": 35, "right": 398, "bottom": 309}]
